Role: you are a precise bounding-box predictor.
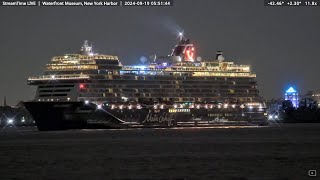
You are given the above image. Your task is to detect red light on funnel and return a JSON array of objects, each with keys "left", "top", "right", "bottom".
[{"left": 79, "top": 84, "right": 85, "bottom": 89}]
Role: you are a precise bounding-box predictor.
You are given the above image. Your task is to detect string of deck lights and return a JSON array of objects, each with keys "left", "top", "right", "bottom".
[{"left": 84, "top": 100, "right": 264, "bottom": 110}]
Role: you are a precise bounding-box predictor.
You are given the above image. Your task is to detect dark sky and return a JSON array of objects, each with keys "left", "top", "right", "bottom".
[{"left": 1, "top": 0, "right": 320, "bottom": 105}]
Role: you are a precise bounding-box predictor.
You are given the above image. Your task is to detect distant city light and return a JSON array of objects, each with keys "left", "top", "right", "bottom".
[{"left": 97, "top": 105, "right": 102, "bottom": 109}]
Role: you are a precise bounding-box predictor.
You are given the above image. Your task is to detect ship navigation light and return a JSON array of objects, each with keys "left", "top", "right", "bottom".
[
  {"left": 85, "top": 100, "right": 89, "bottom": 104},
  {"left": 178, "top": 31, "right": 184, "bottom": 41},
  {"left": 97, "top": 105, "right": 102, "bottom": 109},
  {"left": 7, "top": 119, "right": 14, "bottom": 124}
]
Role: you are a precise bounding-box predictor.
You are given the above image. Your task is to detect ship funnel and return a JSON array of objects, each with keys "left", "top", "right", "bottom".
[{"left": 216, "top": 51, "right": 225, "bottom": 62}]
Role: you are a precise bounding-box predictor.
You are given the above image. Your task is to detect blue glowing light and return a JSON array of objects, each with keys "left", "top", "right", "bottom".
[
  {"left": 285, "top": 86, "right": 299, "bottom": 107},
  {"left": 286, "top": 87, "right": 297, "bottom": 93},
  {"left": 133, "top": 65, "right": 147, "bottom": 70}
]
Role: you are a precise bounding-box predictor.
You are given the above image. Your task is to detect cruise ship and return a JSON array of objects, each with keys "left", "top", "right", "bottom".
[{"left": 24, "top": 35, "right": 266, "bottom": 130}]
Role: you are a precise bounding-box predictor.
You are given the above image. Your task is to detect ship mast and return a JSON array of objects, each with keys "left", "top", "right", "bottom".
[
  {"left": 79, "top": 40, "right": 94, "bottom": 56},
  {"left": 178, "top": 32, "right": 184, "bottom": 41}
]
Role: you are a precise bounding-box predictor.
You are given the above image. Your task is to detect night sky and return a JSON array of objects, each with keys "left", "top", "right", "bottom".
[{"left": 1, "top": 0, "right": 320, "bottom": 105}]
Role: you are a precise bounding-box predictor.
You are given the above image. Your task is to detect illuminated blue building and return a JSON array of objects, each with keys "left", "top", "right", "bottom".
[{"left": 285, "top": 87, "right": 299, "bottom": 107}]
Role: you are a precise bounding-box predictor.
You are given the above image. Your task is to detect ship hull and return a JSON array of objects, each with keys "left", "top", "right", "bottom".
[
  {"left": 24, "top": 102, "right": 127, "bottom": 131},
  {"left": 24, "top": 101, "right": 266, "bottom": 131}
]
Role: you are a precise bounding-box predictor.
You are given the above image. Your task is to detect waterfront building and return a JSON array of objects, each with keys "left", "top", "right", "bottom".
[{"left": 285, "top": 87, "right": 299, "bottom": 107}]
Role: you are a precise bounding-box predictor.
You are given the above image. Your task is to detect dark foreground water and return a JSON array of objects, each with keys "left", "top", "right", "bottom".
[{"left": 0, "top": 124, "right": 319, "bottom": 180}]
